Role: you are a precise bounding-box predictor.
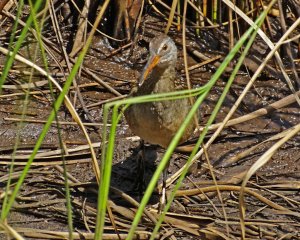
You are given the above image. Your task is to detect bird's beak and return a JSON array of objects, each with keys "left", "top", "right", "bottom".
[{"left": 138, "top": 54, "right": 160, "bottom": 87}]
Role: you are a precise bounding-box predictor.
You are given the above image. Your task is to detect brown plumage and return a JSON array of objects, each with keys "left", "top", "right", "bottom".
[{"left": 125, "top": 34, "right": 195, "bottom": 148}]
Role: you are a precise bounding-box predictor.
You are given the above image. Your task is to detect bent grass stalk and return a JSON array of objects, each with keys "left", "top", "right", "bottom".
[
  {"left": 150, "top": 2, "right": 273, "bottom": 238},
  {"left": 1, "top": 0, "right": 46, "bottom": 220},
  {"left": 1, "top": 0, "right": 111, "bottom": 226},
  {"left": 97, "top": 2, "right": 275, "bottom": 239}
]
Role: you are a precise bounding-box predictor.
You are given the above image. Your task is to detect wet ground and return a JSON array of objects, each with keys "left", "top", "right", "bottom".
[{"left": 0, "top": 8, "right": 300, "bottom": 240}]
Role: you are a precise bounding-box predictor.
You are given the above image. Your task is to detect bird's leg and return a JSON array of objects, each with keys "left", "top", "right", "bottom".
[
  {"left": 134, "top": 140, "right": 146, "bottom": 195},
  {"left": 159, "top": 160, "right": 170, "bottom": 212}
]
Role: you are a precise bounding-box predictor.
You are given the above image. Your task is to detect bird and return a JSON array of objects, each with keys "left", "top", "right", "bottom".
[{"left": 124, "top": 34, "right": 196, "bottom": 149}]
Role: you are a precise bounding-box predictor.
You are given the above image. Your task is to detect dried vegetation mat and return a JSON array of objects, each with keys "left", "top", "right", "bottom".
[{"left": 0, "top": 0, "right": 300, "bottom": 239}]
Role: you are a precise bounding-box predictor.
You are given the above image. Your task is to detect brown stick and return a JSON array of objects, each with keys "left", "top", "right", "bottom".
[{"left": 0, "top": 0, "right": 10, "bottom": 13}]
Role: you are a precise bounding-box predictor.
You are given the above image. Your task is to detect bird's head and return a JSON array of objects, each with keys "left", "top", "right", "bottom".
[{"left": 138, "top": 35, "right": 177, "bottom": 87}]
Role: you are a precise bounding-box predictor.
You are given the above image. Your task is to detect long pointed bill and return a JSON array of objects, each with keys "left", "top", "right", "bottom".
[{"left": 138, "top": 54, "right": 160, "bottom": 87}]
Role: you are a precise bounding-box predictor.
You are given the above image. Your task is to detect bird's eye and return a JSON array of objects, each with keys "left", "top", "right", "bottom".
[{"left": 162, "top": 44, "right": 168, "bottom": 51}]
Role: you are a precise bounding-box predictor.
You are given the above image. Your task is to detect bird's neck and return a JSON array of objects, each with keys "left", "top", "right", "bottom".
[{"left": 136, "top": 66, "right": 176, "bottom": 95}]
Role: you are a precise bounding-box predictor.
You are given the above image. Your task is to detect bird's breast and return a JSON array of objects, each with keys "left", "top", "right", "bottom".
[{"left": 125, "top": 98, "right": 194, "bottom": 148}]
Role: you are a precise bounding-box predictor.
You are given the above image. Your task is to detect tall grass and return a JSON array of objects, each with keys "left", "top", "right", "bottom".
[
  {"left": 97, "top": 1, "right": 277, "bottom": 239},
  {"left": 1, "top": 0, "right": 296, "bottom": 239},
  {"left": 0, "top": 0, "right": 110, "bottom": 238}
]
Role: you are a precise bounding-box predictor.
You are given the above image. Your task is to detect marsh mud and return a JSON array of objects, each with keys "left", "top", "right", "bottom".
[{"left": 0, "top": 10, "right": 299, "bottom": 240}]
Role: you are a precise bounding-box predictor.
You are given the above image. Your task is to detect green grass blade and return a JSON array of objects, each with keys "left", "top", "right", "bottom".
[{"left": 149, "top": 3, "right": 273, "bottom": 238}]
